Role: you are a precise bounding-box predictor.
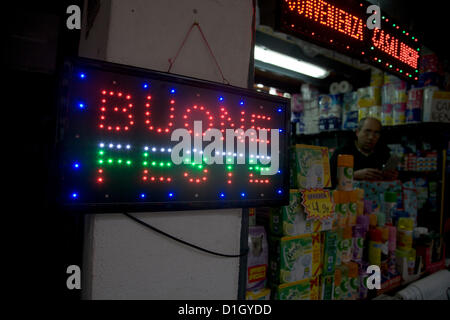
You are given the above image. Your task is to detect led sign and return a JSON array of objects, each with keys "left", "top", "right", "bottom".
[
  {"left": 57, "top": 58, "right": 290, "bottom": 212},
  {"left": 278, "top": 0, "right": 421, "bottom": 81}
]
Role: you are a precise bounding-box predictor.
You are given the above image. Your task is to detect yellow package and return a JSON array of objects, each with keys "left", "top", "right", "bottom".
[
  {"left": 293, "top": 144, "right": 331, "bottom": 189},
  {"left": 357, "top": 86, "right": 381, "bottom": 108},
  {"left": 246, "top": 288, "right": 271, "bottom": 300}
]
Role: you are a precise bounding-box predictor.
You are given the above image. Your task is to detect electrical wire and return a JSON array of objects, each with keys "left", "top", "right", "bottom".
[{"left": 123, "top": 212, "right": 248, "bottom": 258}]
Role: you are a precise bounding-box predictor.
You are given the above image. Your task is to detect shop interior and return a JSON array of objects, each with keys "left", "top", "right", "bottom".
[{"left": 246, "top": 0, "right": 450, "bottom": 300}]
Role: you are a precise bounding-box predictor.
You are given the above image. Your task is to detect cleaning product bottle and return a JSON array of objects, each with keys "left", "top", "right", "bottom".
[
  {"left": 347, "top": 262, "right": 359, "bottom": 300},
  {"left": 333, "top": 191, "right": 348, "bottom": 228},
  {"left": 387, "top": 226, "right": 397, "bottom": 277},
  {"left": 339, "top": 264, "right": 350, "bottom": 300},
  {"left": 347, "top": 191, "right": 358, "bottom": 226},
  {"left": 408, "top": 248, "right": 416, "bottom": 275},
  {"left": 333, "top": 268, "right": 342, "bottom": 300},
  {"left": 352, "top": 224, "right": 366, "bottom": 263},
  {"left": 369, "top": 213, "right": 378, "bottom": 230},
  {"left": 358, "top": 261, "right": 369, "bottom": 300},
  {"left": 341, "top": 226, "right": 353, "bottom": 263},
  {"left": 337, "top": 154, "right": 354, "bottom": 191},
  {"left": 397, "top": 217, "right": 414, "bottom": 250},
  {"left": 380, "top": 227, "right": 390, "bottom": 278},
  {"left": 368, "top": 228, "right": 382, "bottom": 267},
  {"left": 376, "top": 210, "right": 386, "bottom": 227}
]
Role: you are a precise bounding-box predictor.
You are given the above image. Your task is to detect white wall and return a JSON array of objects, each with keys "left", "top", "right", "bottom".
[{"left": 79, "top": 0, "right": 253, "bottom": 299}]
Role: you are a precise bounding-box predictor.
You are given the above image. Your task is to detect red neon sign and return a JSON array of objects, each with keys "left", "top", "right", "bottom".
[
  {"left": 285, "top": 0, "right": 364, "bottom": 40},
  {"left": 279, "top": 0, "right": 421, "bottom": 81},
  {"left": 371, "top": 29, "right": 419, "bottom": 69}
]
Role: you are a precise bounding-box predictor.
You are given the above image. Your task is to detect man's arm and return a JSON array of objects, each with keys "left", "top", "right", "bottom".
[{"left": 354, "top": 168, "right": 384, "bottom": 180}]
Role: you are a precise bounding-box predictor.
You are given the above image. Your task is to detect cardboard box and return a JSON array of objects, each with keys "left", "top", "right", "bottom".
[
  {"left": 268, "top": 233, "right": 322, "bottom": 285},
  {"left": 357, "top": 86, "right": 381, "bottom": 108},
  {"left": 245, "top": 288, "right": 271, "bottom": 300},
  {"left": 274, "top": 277, "right": 319, "bottom": 300},
  {"left": 290, "top": 144, "right": 331, "bottom": 189},
  {"left": 275, "top": 279, "right": 310, "bottom": 300},
  {"left": 423, "top": 90, "right": 450, "bottom": 122},
  {"left": 269, "top": 190, "right": 333, "bottom": 237}
]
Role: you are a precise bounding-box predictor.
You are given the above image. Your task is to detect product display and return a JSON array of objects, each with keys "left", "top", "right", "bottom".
[
  {"left": 258, "top": 17, "right": 448, "bottom": 301},
  {"left": 254, "top": 135, "right": 446, "bottom": 300}
]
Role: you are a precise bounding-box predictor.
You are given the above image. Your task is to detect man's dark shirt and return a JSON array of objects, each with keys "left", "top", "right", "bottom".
[{"left": 330, "top": 140, "right": 391, "bottom": 188}]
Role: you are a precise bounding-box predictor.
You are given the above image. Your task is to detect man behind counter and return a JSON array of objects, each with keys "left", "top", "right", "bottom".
[{"left": 330, "top": 117, "right": 398, "bottom": 188}]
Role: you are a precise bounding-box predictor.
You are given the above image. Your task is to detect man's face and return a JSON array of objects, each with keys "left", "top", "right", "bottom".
[{"left": 356, "top": 118, "right": 381, "bottom": 153}]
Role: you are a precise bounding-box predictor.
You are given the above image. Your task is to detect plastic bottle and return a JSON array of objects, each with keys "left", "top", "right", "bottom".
[
  {"left": 347, "top": 191, "right": 358, "bottom": 226},
  {"left": 380, "top": 227, "right": 390, "bottom": 278},
  {"left": 408, "top": 248, "right": 416, "bottom": 275},
  {"left": 338, "top": 264, "right": 350, "bottom": 300},
  {"left": 352, "top": 224, "right": 366, "bottom": 263},
  {"left": 387, "top": 226, "right": 397, "bottom": 276},
  {"left": 337, "top": 154, "right": 354, "bottom": 191},
  {"left": 368, "top": 228, "right": 382, "bottom": 266},
  {"left": 358, "top": 262, "right": 369, "bottom": 300},
  {"left": 397, "top": 217, "right": 414, "bottom": 250},
  {"left": 376, "top": 211, "right": 386, "bottom": 227},
  {"left": 341, "top": 226, "right": 353, "bottom": 263},
  {"left": 356, "top": 215, "right": 370, "bottom": 232},
  {"left": 383, "top": 192, "right": 397, "bottom": 225},
  {"left": 334, "top": 268, "right": 342, "bottom": 300},
  {"left": 347, "top": 262, "right": 359, "bottom": 300},
  {"left": 334, "top": 191, "right": 348, "bottom": 228},
  {"left": 369, "top": 214, "right": 378, "bottom": 229}
]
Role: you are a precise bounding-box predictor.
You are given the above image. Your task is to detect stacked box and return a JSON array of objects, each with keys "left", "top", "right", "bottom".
[
  {"left": 269, "top": 190, "right": 333, "bottom": 237},
  {"left": 273, "top": 277, "right": 320, "bottom": 300},
  {"left": 393, "top": 81, "right": 408, "bottom": 125},
  {"left": 268, "top": 233, "right": 322, "bottom": 285},
  {"left": 291, "top": 144, "right": 331, "bottom": 189},
  {"left": 246, "top": 288, "right": 271, "bottom": 300},
  {"left": 357, "top": 86, "right": 381, "bottom": 121},
  {"left": 342, "top": 92, "right": 359, "bottom": 130},
  {"left": 353, "top": 180, "right": 402, "bottom": 214},
  {"left": 406, "top": 88, "right": 424, "bottom": 123},
  {"left": 274, "top": 278, "right": 310, "bottom": 300}
]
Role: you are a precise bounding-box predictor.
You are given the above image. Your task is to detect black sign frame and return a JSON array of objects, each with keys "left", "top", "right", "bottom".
[{"left": 56, "top": 57, "right": 290, "bottom": 213}]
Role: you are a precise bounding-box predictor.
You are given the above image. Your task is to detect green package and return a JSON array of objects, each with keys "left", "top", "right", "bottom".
[
  {"left": 268, "top": 234, "right": 314, "bottom": 285},
  {"left": 321, "top": 275, "right": 335, "bottom": 300},
  {"left": 270, "top": 190, "right": 305, "bottom": 236},
  {"left": 276, "top": 279, "right": 311, "bottom": 300}
]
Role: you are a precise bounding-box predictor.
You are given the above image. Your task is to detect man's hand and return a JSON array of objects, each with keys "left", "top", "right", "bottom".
[
  {"left": 353, "top": 168, "right": 384, "bottom": 181},
  {"left": 382, "top": 169, "right": 399, "bottom": 181}
]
